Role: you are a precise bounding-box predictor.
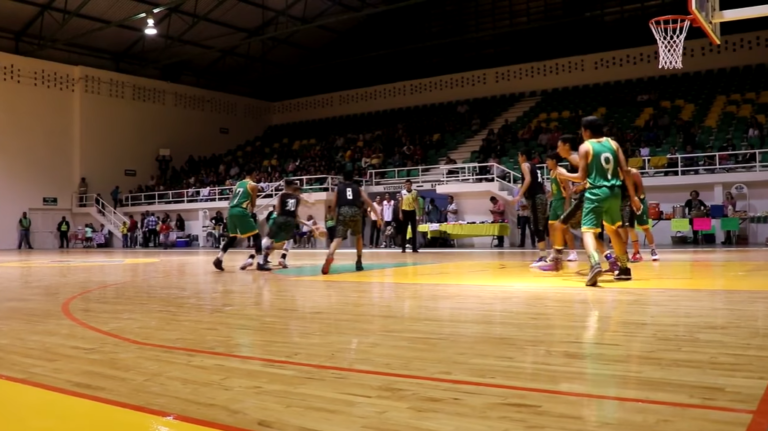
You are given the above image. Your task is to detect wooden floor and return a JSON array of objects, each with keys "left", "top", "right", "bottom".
[{"left": 1, "top": 248, "right": 768, "bottom": 431}]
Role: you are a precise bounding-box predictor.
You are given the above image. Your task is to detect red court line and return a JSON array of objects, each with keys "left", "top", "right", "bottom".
[
  {"left": 61, "top": 282, "right": 756, "bottom": 416},
  {"left": 746, "top": 384, "right": 768, "bottom": 431},
  {"left": 0, "top": 373, "right": 257, "bottom": 431}
]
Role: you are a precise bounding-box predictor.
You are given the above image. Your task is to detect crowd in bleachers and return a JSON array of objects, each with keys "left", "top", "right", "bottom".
[
  {"left": 121, "top": 96, "right": 517, "bottom": 203},
  {"left": 121, "top": 63, "right": 768, "bottom": 204}
]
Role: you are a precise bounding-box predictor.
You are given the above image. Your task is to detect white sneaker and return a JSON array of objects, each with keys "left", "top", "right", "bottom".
[
  {"left": 239, "top": 258, "right": 254, "bottom": 271},
  {"left": 566, "top": 251, "right": 578, "bottom": 262},
  {"left": 279, "top": 259, "right": 289, "bottom": 268},
  {"left": 651, "top": 249, "right": 660, "bottom": 261},
  {"left": 529, "top": 256, "right": 548, "bottom": 267}
]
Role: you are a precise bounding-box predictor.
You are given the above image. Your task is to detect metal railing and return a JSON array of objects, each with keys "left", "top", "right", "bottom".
[
  {"left": 119, "top": 175, "right": 359, "bottom": 207},
  {"left": 367, "top": 163, "right": 523, "bottom": 186},
  {"left": 72, "top": 194, "right": 129, "bottom": 234},
  {"left": 538, "top": 148, "right": 768, "bottom": 180}
]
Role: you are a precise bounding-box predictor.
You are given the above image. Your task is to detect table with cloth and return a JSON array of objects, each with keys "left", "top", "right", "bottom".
[{"left": 407, "top": 223, "right": 510, "bottom": 240}]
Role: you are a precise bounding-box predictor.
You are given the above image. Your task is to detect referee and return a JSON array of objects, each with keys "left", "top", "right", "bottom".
[{"left": 399, "top": 179, "right": 419, "bottom": 253}]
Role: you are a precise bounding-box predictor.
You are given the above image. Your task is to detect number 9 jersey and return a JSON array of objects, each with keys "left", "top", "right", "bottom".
[{"left": 586, "top": 138, "right": 623, "bottom": 189}]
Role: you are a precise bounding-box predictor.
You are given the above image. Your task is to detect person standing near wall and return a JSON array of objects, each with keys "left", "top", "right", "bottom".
[
  {"left": 368, "top": 196, "right": 382, "bottom": 248},
  {"left": 18, "top": 212, "right": 33, "bottom": 250},
  {"left": 400, "top": 180, "right": 419, "bottom": 253},
  {"left": 78, "top": 177, "right": 88, "bottom": 207},
  {"left": 128, "top": 215, "right": 138, "bottom": 248},
  {"left": 56, "top": 216, "right": 70, "bottom": 249},
  {"left": 110, "top": 186, "right": 121, "bottom": 209},
  {"left": 381, "top": 193, "right": 394, "bottom": 248}
]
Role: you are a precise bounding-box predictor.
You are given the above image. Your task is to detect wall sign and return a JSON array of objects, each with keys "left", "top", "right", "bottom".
[
  {"left": 731, "top": 183, "right": 748, "bottom": 194},
  {"left": 124, "top": 169, "right": 137, "bottom": 177},
  {"left": 219, "top": 127, "right": 229, "bottom": 135},
  {"left": 42, "top": 197, "right": 58, "bottom": 206}
]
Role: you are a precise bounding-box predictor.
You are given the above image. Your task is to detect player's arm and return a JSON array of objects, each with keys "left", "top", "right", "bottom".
[
  {"left": 561, "top": 177, "right": 572, "bottom": 211},
  {"left": 512, "top": 164, "right": 531, "bottom": 203},
  {"left": 613, "top": 141, "right": 636, "bottom": 200},
  {"left": 247, "top": 182, "right": 258, "bottom": 210},
  {"left": 630, "top": 168, "right": 644, "bottom": 197},
  {"left": 557, "top": 144, "right": 589, "bottom": 183},
  {"left": 328, "top": 191, "right": 337, "bottom": 220}
]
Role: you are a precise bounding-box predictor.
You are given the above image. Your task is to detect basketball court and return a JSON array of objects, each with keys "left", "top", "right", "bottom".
[{"left": 1, "top": 248, "right": 768, "bottom": 431}]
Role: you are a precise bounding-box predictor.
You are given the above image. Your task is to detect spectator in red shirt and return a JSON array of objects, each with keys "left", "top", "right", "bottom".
[
  {"left": 127, "top": 215, "right": 139, "bottom": 248},
  {"left": 159, "top": 220, "right": 173, "bottom": 250}
]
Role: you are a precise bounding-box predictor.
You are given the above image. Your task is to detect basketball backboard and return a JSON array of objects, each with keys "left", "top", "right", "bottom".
[{"left": 689, "top": 0, "right": 721, "bottom": 45}]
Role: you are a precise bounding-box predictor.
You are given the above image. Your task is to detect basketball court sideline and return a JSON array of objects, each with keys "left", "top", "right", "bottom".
[{"left": 1, "top": 248, "right": 768, "bottom": 431}]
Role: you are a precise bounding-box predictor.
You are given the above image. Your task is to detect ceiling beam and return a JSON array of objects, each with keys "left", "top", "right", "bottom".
[
  {"left": 12, "top": 0, "right": 190, "bottom": 55},
  {"left": 32, "top": 0, "right": 94, "bottom": 49},
  {"left": 147, "top": 0, "right": 233, "bottom": 61},
  {"left": 153, "top": 0, "right": 432, "bottom": 67},
  {"left": 257, "top": 0, "right": 339, "bottom": 61},
  {"left": 15, "top": 0, "right": 56, "bottom": 39},
  {"left": 8, "top": 0, "right": 283, "bottom": 67},
  {"left": 238, "top": 0, "right": 342, "bottom": 35}
]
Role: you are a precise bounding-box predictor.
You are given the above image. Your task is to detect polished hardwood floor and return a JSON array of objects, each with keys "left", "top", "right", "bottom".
[{"left": 1, "top": 248, "right": 768, "bottom": 431}]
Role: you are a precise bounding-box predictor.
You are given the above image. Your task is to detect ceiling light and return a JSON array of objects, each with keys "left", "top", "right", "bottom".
[{"left": 145, "top": 16, "right": 157, "bottom": 35}]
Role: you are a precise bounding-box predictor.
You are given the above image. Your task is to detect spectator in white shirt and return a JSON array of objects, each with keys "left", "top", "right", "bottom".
[
  {"left": 444, "top": 195, "right": 458, "bottom": 222},
  {"left": 640, "top": 142, "right": 651, "bottom": 157},
  {"left": 381, "top": 193, "right": 395, "bottom": 247}
]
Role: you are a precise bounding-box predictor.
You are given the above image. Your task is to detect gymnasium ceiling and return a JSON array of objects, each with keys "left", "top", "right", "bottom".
[{"left": 1, "top": 0, "right": 767, "bottom": 102}]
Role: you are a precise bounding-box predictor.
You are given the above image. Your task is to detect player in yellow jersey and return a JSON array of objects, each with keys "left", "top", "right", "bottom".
[{"left": 554, "top": 117, "right": 640, "bottom": 286}]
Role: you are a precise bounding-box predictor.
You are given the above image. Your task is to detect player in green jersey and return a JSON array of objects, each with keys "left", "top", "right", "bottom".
[
  {"left": 213, "top": 169, "right": 264, "bottom": 271},
  {"left": 555, "top": 117, "right": 640, "bottom": 286},
  {"left": 545, "top": 152, "right": 578, "bottom": 262},
  {"left": 623, "top": 167, "right": 659, "bottom": 262}
]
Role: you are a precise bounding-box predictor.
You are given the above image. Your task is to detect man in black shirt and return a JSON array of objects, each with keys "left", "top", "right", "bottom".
[
  {"left": 56, "top": 216, "right": 71, "bottom": 249},
  {"left": 323, "top": 171, "right": 381, "bottom": 274},
  {"left": 510, "top": 149, "right": 548, "bottom": 265}
]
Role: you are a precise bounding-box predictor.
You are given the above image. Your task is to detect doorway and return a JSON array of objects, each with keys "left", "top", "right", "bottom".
[{"left": 28, "top": 209, "right": 73, "bottom": 249}]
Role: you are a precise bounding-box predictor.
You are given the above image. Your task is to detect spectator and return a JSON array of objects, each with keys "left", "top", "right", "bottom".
[
  {"left": 110, "top": 185, "right": 120, "bottom": 209},
  {"left": 18, "top": 212, "right": 33, "bottom": 250},
  {"left": 145, "top": 213, "right": 159, "bottom": 247},
  {"left": 426, "top": 198, "right": 441, "bottom": 223},
  {"left": 120, "top": 221, "right": 129, "bottom": 248},
  {"left": 722, "top": 191, "right": 737, "bottom": 245},
  {"left": 681, "top": 145, "right": 697, "bottom": 174},
  {"left": 159, "top": 219, "right": 173, "bottom": 250},
  {"left": 56, "top": 216, "right": 70, "bottom": 248},
  {"left": 175, "top": 214, "right": 186, "bottom": 238},
  {"left": 444, "top": 195, "right": 458, "bottom": 223},
  {"left": 78, "top": 177, "right": 88, "bottom": 207},
  {"left": 489, "top": 196, "right": 506, "bottom": 248},
  {"left": 156, "top": 154, "right": 173, "bottom": 179},
  {"left": 685, "top": 190, "right": 708, "bottom": 245},
  {"left": 128, "top": 215, "right": 139, "bottom": 248},
  {"left": 640, "top": 142, "right": 650, "bottom": 157},
  {"left": 368, "top": 196, "right": 382, "bottom": 248},
  {"left": 665, "top": 147, "right": 679, "bottom": 175},
  {"left": 84, "top": 223, "right": 94, "bottom": 248}
]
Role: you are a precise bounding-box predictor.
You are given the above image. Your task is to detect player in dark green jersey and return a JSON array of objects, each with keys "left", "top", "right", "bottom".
[
  {"left": 555, "top": 117, "right": 640, "bottom": 286},
  {"left": 213, "top": 169, "right": 264, "bottom": 271},
  {"left": 545, "top": 152, "right": 578, "bottom": 261}
]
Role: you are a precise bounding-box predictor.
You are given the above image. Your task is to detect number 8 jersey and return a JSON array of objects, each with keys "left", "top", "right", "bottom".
[{"left": 586, "top": 138, "right": 623, "bottom": 189}]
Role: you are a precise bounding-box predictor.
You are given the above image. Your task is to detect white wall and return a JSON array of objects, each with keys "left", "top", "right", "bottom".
[
  {"left": 271, "top": 30, "right": 768, "bottom": 124},
  {"left": 77, "top": 67, "right": 271, "bottom": 199},
  {"left": 0, "top": 53, "right": 77, "bottom": 249},
  {"left": 0, "top": 52, "right": 270, "bottom": 249}
]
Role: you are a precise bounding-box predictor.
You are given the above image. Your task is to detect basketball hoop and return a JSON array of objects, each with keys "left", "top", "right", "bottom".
[{"left": 649, "top": 15, "right": 693, "bottom": 69}]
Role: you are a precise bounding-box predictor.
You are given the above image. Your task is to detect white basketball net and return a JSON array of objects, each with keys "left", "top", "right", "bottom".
[{"left": 650, "top": 17, "right": 691, "bottom": 69}]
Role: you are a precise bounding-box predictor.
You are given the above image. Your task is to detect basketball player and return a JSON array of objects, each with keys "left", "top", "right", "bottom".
[
  {"left": 322, "top": 171, "right": 381, "bottom": 275},
  {"left": 625, "top": 168, "right": 659, "bottom": 262},
  {"left": 510, "top": 149, "right": 548, "bottom": 266},
  {"left": 258, "top": 181, "right": 313, "bottom": 271},
  {"left": 554, "top": 117, "right": 640, "bottom": 286},
  {"left": 213, "top": 169, "right": 264, "bottom": 271},
  {"left": 544, "top": 152, "right": 578, "bottom": 262},
  {"left": 538, "top": 135, "right": 620, "bottom": 274}
]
